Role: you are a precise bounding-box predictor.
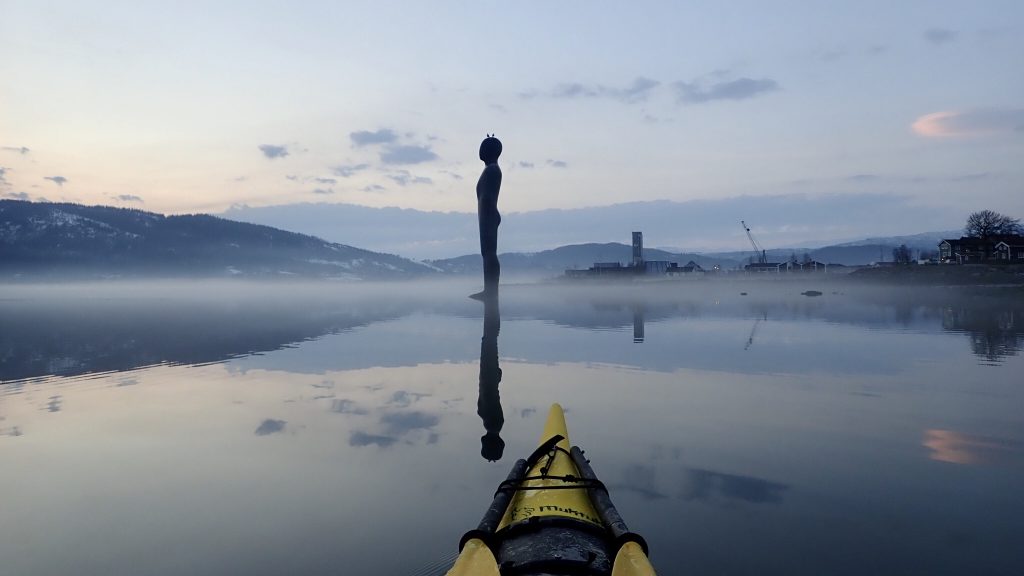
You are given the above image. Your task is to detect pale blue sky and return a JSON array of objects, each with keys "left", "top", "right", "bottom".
[{"left": 1, "top": 1, "right": 1021, "bottom": 241}]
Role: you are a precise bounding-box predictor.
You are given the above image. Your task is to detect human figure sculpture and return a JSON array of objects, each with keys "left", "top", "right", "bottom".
[
  {"left": 477, "top": 291, "right": 504, "bottom": 461},
  {"left": 471, "top": 135, "right": 502, "bottom": 300}
]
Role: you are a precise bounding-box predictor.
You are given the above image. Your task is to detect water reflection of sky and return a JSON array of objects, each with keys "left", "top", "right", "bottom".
[
  {"left": 2, "top": 282, "right": 1023, "bottom": 575},
  {"left": 230, "top": 313, "right": 957, "bottom": 377},
  {"left": 923, "top": 429, "right": 1022, "bottom": 466}
]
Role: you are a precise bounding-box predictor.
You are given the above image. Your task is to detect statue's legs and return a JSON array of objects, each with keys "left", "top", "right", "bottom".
[
  {"left": 482, "top": 253, "right": 500, "bottom": 294},
  {"left": 480, "top": 226, "right": 500, "bottom": 295}
]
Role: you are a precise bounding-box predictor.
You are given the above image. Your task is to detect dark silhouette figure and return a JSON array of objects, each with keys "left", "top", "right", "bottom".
[
  {"left": 477, "top": 291, "right": 504, "bottom": 461},
  {"left": 471, "top": 135, "right": 502, "bottom": 300},
  {"left": 632, "top": 304, "right": 645, "bottom": 344}
]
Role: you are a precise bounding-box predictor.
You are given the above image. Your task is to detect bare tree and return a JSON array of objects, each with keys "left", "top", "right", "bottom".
[
  {"left": 892, "top": 244, "right": 912, "bottom": 264},
  {"left": 964, "top": 210, "right": 1022, "bottom": 238}
]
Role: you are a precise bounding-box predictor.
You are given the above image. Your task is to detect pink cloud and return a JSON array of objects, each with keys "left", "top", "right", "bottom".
[{"left": 912, "top": 108, "right": 1024, "bottom": 137}]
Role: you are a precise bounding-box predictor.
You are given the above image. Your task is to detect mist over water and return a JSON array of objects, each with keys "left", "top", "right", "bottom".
[{"left": 2, "top": 279, "right": 1022, "bottom": 575}]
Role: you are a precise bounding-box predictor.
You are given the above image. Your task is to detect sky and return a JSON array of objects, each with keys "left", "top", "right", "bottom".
[{"left": 1, "top": 1, "right": 1022, "bottom": 247}]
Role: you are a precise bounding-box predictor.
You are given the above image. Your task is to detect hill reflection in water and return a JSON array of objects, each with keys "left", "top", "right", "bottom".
[{"left": 1, "top": 281, "right": 1021, "bottom": 385}]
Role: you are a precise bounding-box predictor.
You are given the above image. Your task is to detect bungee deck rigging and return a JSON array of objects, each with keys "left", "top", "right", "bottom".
[{"left": 446, "top": 404, "right": 656, "bottom": 576}]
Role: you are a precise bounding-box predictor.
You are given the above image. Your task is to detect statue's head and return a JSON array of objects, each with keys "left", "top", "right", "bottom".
[
  {"left": 480, "top": 432, "right": 505, "bottom": 461},
  {"left": 479, "top": 134, "right": 502, "bottom": 164}
]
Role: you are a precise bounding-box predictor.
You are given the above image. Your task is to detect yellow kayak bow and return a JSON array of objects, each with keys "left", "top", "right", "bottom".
[{"left": 447, "top": 403, "right": 656, "bottom": 576}]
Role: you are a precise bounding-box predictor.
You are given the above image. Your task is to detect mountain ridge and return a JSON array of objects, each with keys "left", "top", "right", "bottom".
[
  {"left": 2, "top": 200, "right": 961, "bottom": 279},
  {"left": 0, "top": 200, "right": 434, "bottom": 279},
  {"left": 429, "top": 230, "right": 956, "bottom": 273},
  {"left": 428, "top": 243, "right": 739, "bottom": 275}
]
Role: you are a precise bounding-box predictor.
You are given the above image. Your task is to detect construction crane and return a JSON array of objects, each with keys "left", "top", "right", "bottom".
[
  {"left": 741, "top": 220, "right": 767, "bottom": 264},
  {"left": 744, "top": 312, "right": 767, "bottom": 351}
]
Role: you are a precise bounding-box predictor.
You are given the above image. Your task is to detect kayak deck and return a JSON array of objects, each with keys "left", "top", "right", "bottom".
[
  {"left": 447, "top": 404, "right": 656, "bottom": 576},
  {"left": 496, "top": 403, "right": 603, "bottom": 529}
]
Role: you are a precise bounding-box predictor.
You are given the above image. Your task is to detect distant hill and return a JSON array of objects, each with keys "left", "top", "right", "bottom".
[
  {"left": 222, "top": 195, "right": 960, "bottom": 260},
  {"left": 427, "top": 243, "right": 739, "bottom": 275},
  {"left": 702, "top": 234, "right": 953, "bottom": 266},
  {"left": 700, "top": 245, "right": 900, "bottom": 266},
  {"left": 0, "top": 200, "right": 435, "bottom": 279},
  {"left": 437, "top": 232, "right": 955, "bottom": 274},
  {"left": 834, "top": 230, "right": 962, "bottom": 250}
]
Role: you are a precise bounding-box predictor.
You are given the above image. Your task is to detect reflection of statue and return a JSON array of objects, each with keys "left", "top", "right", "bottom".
[
  {"left": 478, "top": 291, "right": 504, "bottom": 461},
  {"left": 471, "top": 135, "right": 502, "bottom": 300},
  {"left": 632, "top": 304, "right": 645, "bottom": 344}
]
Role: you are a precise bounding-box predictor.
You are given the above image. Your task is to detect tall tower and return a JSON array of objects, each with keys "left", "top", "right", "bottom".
[{"left": 632, "top": 231, "right": 644, "bottom": 267}]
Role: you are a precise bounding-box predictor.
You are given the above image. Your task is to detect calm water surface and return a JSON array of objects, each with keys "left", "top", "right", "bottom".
[{"left": 2, "top": 280, "right": 1022, "bottom": 575}]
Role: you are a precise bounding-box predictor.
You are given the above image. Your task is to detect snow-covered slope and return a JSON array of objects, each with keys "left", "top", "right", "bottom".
[{"left": 0, "top": 200, "right": 435, "bottom": 279}]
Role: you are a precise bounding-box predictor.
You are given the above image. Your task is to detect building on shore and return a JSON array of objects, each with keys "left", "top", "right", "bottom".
[
  {"left": 747, "top": 259, "right": 832, "bottom": 273},
  {"left": 564, "top": 231, "right": 701, "bottom": 279},
  {"left": 995, "top": 240, "right": 1024, "bottom": 261},
  {"left": 744, "top": 262, "right": 785, "bottom": 273},
  {"left": 939, "top": 235, "right": 1024, "bottom": 263}
]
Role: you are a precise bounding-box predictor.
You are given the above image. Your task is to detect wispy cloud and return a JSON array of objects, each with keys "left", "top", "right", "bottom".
[
  {"left": 846, "top": 174, "right": 880, "bottom": 182},
  {"left": 381, "top": 411, "right": 439, "bottom": 435},
  {"left": 380, "top": 144, "right": 438, "bottom": 165},
  {"left": 912, "top": 108, "right": 1024, "bottom": 137},
  {"left": 333, "top": 163, "right": 370, "bottom": 177},
  {"left": 258, "top": 144, "right": 289, "bottom": 159},
  {"left": 312, "top": 188, "right": 334, "bottom": 195},
  {"left": 674, "top": 76, "right": 779, "bottom": 104},
  {"left": 312, "top": 177, "right": 337, "bottom": 185},
  {"left": 924, "top": 28, "right": 958, "bottom": 45},
  {"left": 681, "top": 468, "right": 789, "bottom": 504},
  {"left": 1, "top": 146, "right": 30, "bottom": 155},
  {"left": 44, "top": 175, "right": 67, "bottom": 186},
  {"left": 606, "top": 465, "right": 668, "bottom": 500},
  {"left": 518, "top": 161, "right": 535, "bottom": 169},
  {"left": 815, "top": 46, "right": 847, "bottom": 63},
  {"left": 4, "top": 192, "right": 30, "bottom": 200},
  {"left": 529, "top": 76, "right": 660, "bottom": 104},
  {"left": 350, "top": 129, "right": 398, "bottom": 147},
  {"left": 114, "top": 194, "right": 144, "bottom": 203},
  {"left": 386, "top": 170, "right": 432, "bottom": 186},
  {"left": 362, "top": 184, "right": 386, "bottom": 193},
  {"left": 349, "top": 431, "right": 396, "bottom": 447},
  {"left": 331, "top": 399, "right": 369, "bottom": 415},
  {"left": 254, "top": 419, "right": 286, "bottom": 436},
  {"left": 388, "top": 390, "right": 429, "bottom": 408},
  {"left": 949, "top": 172, "right": 992, "bottom": 182},
  {"left": 800, "top": 172, "right": 996, "bottom": 186},
  {"left": 349, "top": 128, "right": 437, "bottom": 165},
  {"left": 546, "top": 159, "right": 568, "bottom": 168}
]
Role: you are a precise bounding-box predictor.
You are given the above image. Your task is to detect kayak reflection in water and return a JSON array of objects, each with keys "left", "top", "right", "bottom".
[{"left": 478, "top": 290, "right": 504, "bottom": 461}]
